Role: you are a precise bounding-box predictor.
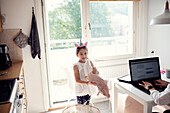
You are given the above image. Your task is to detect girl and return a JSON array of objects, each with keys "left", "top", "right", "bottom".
[{"left": 73, "top": 43, "right": 97, "bottom": 105}]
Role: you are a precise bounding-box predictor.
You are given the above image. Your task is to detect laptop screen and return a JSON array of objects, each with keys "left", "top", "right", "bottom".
[{"left": 129, "top": 57, "right": 161, "bottom": 82}]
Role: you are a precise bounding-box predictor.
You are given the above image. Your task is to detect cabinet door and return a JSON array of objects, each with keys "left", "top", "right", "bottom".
[
  {"left": 0, "top": 8, "right": 3, "bottom": 32},
  {"left": 19, "top": 68, "right": 28, "bottom": 113}
]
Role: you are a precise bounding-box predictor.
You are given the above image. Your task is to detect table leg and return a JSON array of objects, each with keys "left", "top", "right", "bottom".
[
  {"left": 112, "top": 82, "right": 118, "bottom": 113},
  {"left": 143, "top": 102, "right": 152, "bottom": 113}
]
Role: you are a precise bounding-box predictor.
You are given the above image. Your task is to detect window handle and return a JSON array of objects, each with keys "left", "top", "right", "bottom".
[{"left": 88, "top": 23, "right": 91, "bottom": 30}]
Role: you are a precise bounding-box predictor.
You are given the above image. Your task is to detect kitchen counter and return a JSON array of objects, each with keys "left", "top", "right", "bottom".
[
  {"left": 0, "top": 103, "right": 12, "bottom": 113},
  {"left": 0, "top": 61, "right": 23, "bottom": 113},
  {"left": 0, "top": 61, "right": 23, "bottom": 80}
]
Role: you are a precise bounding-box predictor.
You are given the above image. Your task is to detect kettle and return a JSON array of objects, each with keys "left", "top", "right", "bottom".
[{"left": 0, "top": 44, "right": 12, "bottom": 71}]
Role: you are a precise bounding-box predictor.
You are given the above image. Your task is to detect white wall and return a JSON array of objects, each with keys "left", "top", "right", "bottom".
[
  {"left": 1, "top": 0, "right": 45, "bottom": 112},
  {"left": 148, "top": 0, "right": 170, "bottom": 68}
]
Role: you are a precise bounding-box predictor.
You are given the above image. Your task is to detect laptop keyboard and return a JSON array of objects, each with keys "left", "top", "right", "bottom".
[
  {"left": 132, "top": 83, "right": 150, "bottom": 95},
  {"left": 149, "top": 81, "right": 166, "bottom": 92},
  {"left": 133, "top": 81, "right": 166, "bottom": 95}
]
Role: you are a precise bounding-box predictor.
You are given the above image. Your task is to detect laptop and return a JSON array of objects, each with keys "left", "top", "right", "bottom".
[{"left": 129, "top": 57, "right": 166, "bottom": 95}]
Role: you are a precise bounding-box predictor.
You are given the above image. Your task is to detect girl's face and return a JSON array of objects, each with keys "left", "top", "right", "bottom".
[{"left": 77, "top": 48, "right": 88, "bottom": 63}]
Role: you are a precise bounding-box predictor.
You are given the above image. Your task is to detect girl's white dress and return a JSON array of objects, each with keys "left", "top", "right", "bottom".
[{"left": 74, "top": 59, "right": 96, "bottom": 96}]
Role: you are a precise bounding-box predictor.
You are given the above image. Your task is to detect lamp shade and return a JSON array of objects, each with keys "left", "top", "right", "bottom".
[{"left": 150, "top": 1, "right": 170, "bottom": 25}]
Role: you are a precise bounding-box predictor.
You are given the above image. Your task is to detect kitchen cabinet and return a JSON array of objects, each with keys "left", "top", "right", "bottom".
[
  {"left": 0, "top": 61, "right": 27, "bottom": 113},
  {"left": 18, "top": 68, "right": 28, "bottom": 113}
]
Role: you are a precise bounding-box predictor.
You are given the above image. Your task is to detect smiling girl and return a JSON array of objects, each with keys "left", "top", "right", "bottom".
[{"left": 73, "top": 43, "right": 97, "bottom": 105}]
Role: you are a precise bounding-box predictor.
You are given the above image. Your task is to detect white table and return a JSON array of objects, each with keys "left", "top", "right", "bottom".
[{"left": 111, "top": 74, "right": 170, "bottom": 113}]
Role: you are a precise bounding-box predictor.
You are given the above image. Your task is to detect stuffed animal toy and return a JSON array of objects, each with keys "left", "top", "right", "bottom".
[{"left": 86, "top": 67, "right": 110, "bottom": 98}]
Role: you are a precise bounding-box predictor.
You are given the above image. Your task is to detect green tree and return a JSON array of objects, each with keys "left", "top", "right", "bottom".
[
  {"left": 48, "top": 0, "right": 127, "bottom": 40},
  {"left": 90, "top": 2, "right": 114, "bottom": 38},
  {"left": 48, "top": 0, "right": 82, "bottom": 40}
]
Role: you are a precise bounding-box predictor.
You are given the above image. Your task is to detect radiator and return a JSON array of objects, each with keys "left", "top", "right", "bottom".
[
  {"left": 91, "top": 63, "right": 129, "bottom": 103},
  {"left": 97, "top": 63, "right": 129, "bottom": 80}
]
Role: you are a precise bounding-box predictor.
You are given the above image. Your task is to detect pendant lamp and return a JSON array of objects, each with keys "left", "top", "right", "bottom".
[{"left": 150, "top": 0, "right": 170, "bottom": 25}]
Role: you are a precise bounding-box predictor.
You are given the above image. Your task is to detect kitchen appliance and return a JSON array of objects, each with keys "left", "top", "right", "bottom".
[
  {"left": 0, "top": 44, "right": 12, "bottom": 71},
  {"left": 0, "top": 79, "right": 18, "bottom": 104},
  {"left": 0, "top": 79, "right": 23, "bottom": 113}
]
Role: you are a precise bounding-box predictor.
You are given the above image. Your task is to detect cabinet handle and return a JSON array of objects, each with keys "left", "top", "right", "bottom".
[
  {"left": 24, "top": 102, "right": 26, "bottom": 106},
  {"left": 19, "top": 82, "right": 24, "bottom": 84}
]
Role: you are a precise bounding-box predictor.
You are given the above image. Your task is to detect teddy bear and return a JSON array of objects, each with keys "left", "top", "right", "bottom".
[{"left": 86, "top": 67, "right": 110, "bottom": 98}]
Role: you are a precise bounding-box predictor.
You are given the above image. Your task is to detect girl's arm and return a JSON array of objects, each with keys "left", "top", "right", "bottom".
[
  {"left": 73, "top": 65, "right": 89, "bottom": 84},
  {"left": 90, "top": 61, "right": 94, "bottom": 67},
  {"left": 90, "top": 61, "right": 99, "bottom": 74}
]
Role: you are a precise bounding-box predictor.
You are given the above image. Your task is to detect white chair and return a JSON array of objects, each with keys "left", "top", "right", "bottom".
[{"left": 64, "top": 67, "right": 76, "bottom": 107}]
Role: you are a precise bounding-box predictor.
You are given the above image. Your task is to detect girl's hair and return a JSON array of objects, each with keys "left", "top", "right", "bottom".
[{"left": 76, "top": 46, "right": 88, "bottom": 54}]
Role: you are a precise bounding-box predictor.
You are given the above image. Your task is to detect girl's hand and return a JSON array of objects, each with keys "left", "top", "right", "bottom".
[
  {"left": 92, "top": 67, "right": 97, "bottom": 74},
  {"left": 154, "top": 79, "right": 168, "bottom": 87},
  {"left": 89, "top": 81, "right": 97, "bottom": 86}
]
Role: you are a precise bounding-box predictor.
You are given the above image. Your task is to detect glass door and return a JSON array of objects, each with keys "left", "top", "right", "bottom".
[{"left": 46, "top": 0, "right": 82, "bottom": 105}]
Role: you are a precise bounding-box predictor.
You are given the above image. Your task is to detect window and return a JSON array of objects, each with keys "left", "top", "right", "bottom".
[
  {"left": 45, "top": 0, "right": 138, "bottom": 105},
  {"left": 90, "top": 1, "right": 134, "bottom": 59},
  {"left": 81, "top": 0, "right": 136, "bottom": 60},
  {"left": 48, "top": 0, "right": 82, "bottom": 48}
]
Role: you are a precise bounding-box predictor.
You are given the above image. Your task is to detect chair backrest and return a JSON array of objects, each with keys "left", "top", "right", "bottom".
[{"left": 65, "top": 66, "right": 76, "bottom": 90}]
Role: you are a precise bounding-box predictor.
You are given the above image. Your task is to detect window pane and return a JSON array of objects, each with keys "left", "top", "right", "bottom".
[
  {"left": 90, "top": 1, "right": 133, "bottom": 58},
  {"left": 47, "top": 0, "right": 82, "bottom": 49},
  {"left": 46, "top": 0, "right": 81, "bottom": 103}
]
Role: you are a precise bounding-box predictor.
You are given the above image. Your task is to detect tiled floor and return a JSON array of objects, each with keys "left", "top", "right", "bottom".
[
  {"left": 94, "top": 100, "right": 112, "bottom": 113},
  {"left": 43, "top": 100, "right": 112, "bottom": 113}
]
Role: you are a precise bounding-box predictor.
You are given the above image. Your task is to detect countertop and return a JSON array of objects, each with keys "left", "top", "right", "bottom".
[
  {"left": 0, "top": 61, "right": 23, "bottom": 80},
  {"left": 0, "top": 103, "right": 12, "bottom": 113}
]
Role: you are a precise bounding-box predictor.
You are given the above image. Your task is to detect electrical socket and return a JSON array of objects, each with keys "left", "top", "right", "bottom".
[{"left": 151, "top": 51, "right": 155, "bottom": 56}]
